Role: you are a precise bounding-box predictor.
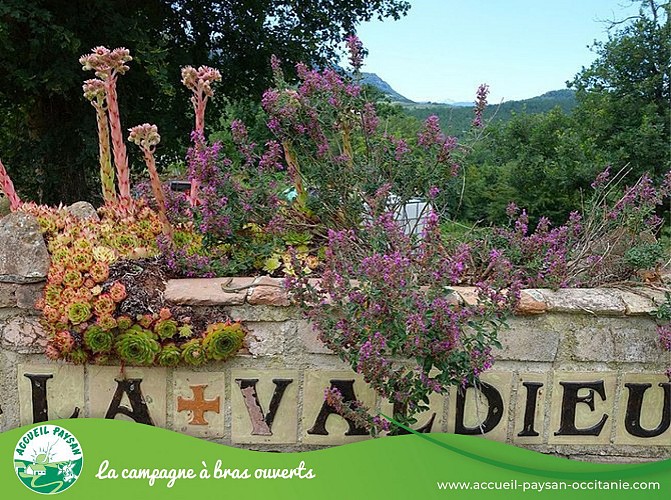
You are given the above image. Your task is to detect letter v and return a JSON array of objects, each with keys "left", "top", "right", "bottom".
[{"left": 235, "top": 379, "right": 293, "bottom": 435}]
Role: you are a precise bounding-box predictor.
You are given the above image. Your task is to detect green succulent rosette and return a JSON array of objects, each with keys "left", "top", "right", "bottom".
[
  {"left": 181, "top": 338, "right": 206, "bottom": 366},
  {"left": 84, "top": 325, "right": 114, "bottom": 353},
  {"left": 157, "top": 343, "right": 182, "bottom": 367},
  {"left": 154, "top": 319, "right": 178, "bottom": 339},
  {"left": 178, "top": 324, "right": 194, "bottom": 338},
  {"left": 67, "top": 301, "right": 93, "bottom": 325},
  {"left": 202, "top": 322, "right": 245, "bottom": 361},
  {"left": 116, "top": 315, "right": 133, "bottom": 331},
  {"left": 115, "top": 328, "right": 160, "bottom": 366},
  {"left": 67, "top": 348, "right": 89, "bottom": 365}
]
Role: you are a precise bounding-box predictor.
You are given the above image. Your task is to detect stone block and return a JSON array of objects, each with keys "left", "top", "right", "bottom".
[
  {"left": 246, "top": 321, "right": 285, "bottom": 357},
  {"left": 1, "top": 316, "right": 46, "bottom": 353},
  {"left": 88, "top": 366, "right": 167, "bottom": 427},
  {"left": 572, "top": 318, "right": 660, "bottom": 363},
  {"left": 15, "top": 283, "right": 44, "bottom": 309},
  {"left": 165, "top": 278, "right": 254, "bottom": 306},
  {"left": 172, "top": 371, "right": 225, "bottom": 438},
  {"left": 455, "top": 287, "right": 479, "bottom": 306},
  {"left": 619, "top": 290, "right": 665, "bottom": 316},
  {"left": 18, "top": 363, "right": 85, "bottom": 425},
  {"left": 0, "top": 212, "right": 50, "bottom": 283},
  {"left": 543, "top": 289, "right": 626, "bottom": 315},
  {"left": 248, "top": 276, "right": 290, "bottom": 307},
  {"left": 65, "top": 201, "right": 99, "bottom": 221},
  {"left": 496, "top": 317, "right": 559, "bottom": 362},
  {"left": 515, "top": 289, "right": 548, "bottom": 315},
  {"left": 297, "top": 320, "right": 333, "bottom": 354},
  {"left": 0, "top": 283, "right": 16, "bottom": 307},
  {"left": 231, "top": 369, "right": 300, "bottom": 444}
]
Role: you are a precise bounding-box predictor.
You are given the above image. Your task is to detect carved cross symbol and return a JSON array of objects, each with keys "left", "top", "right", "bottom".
[{"left": 177, "top": 384, "right": 220, "bottom": 425}]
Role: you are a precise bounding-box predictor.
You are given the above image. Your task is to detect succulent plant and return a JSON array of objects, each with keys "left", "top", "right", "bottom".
[
  {"left": 67, "top": 348, "right": 89, "bottom": 365},
  {"left": 181, "top": 338, "right": 206, "bottom": 366},
  {"left": 202, "top": 322, "right": 245, "bottom": 361},
  {"left": 83, "top": 78, "right": 116, "bottom": 204},
  {"left": 89, "top": 261, "right": 110, "bottom": 283},
  {"left": 80, "top": 46, "right": 133, "bottom": 212},
  {"left": 67, "top": 301, "right": 93, "bottom": 325},
  {"left": 93, "top": 294, "right": 116, "bottom": 316},
  {"left": 154, "top": 319, "right": 178, "bottom": 340},
  {"left": 115, "top": 328, "right": 160, "bottom": 366},
  {"left": 0, "top": 159, "right": 21, "bottom": 211},
  {"left": 181, "top": 65, "right": 221, "bottom": 205},
  {"left": 109, "top": 282, "right": 127, "bottom": 302},
  {"left": 63, "top": 270, "right": 84, "bottom": 289},
  {"left": 84, "top": 325, "right": 114, "bottom": 353},
  {"left": 157, "top": 343, "right": 182, "bottom": 367},
  {"left": 116, "top": 315, "right": 133, "bottom": 331}
]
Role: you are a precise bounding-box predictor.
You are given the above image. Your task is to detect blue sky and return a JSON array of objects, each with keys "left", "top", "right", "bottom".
[{"left": 353, "top": 0, "right": 642, "bottom": 103}]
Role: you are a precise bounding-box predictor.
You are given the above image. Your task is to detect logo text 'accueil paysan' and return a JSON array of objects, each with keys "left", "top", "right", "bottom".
[{"left": 14, "top": 424, "right": 83, "bottom": 494}]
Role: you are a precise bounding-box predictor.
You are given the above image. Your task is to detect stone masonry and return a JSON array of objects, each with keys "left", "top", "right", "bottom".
[{"left": 0, "top": 212, "right": 669, "bottom": 462}]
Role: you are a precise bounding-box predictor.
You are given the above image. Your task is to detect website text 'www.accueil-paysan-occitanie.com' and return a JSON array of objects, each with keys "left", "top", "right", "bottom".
[{"left": 437, "top": 480, "right": 661, "bottom": 493}]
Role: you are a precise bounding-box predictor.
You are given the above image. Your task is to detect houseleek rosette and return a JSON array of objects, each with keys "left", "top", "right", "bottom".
[
  {"left": 84, "top": 325, "right": 114, "bottom": 353},
  {"left": 157, "top": 343, "right": 181, "bottom": 367},
  {"left": 181, "top": 338, "right": 206, "bottom": 366},
  {"left": 154, "top": 319, "right": 178, "bottom": 339},
  {"left": 67, "top": 348, "right": 89, "bottom": 365},
  {"left": 115, "top": 327, "right": 160, "bottom": 365},
  {"left": 67, "top": 301, "right": 93, "bottom": 325},
  {"left": 202, "top": 322, "right": 245, "bottom": 361}
]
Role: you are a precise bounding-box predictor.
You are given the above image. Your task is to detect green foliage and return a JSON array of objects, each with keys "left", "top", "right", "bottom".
[
  {"left": 0, "top": 0, "right": 410, "bottom": 205},
  {"left": 655, "top": 293, "right": 671, "bottom": 321},
  {"left": 569, "top": 1, "right": 670, "bottom": 181},
  {"left": 181, "top": 338, "right": 206, "bottom": 366},
  {"left": 624, "top": 243, "right": 665, "bottom": 270},
  {"left": 460, "top": 108, "right": 603, "bottom": 226}
]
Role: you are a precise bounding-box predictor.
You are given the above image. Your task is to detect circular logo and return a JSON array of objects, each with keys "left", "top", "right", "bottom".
[{"left": 13, "top": 424, "right": 83, "bottom": 494}]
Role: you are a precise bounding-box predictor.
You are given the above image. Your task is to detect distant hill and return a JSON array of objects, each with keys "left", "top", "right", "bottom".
[
  {"left": 360, "top": 72, "right": 415, "bottom": 103},
  {"left": 358, "top": 72, "right": 578, "bottom": 136},
  {"left": 402, "top": 89, "right": 578, "bottom": 136}
]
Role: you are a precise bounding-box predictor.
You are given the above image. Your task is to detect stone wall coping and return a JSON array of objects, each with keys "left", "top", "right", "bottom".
[{"left": 164, "top": 277, "right": 666, "bottom": 316}]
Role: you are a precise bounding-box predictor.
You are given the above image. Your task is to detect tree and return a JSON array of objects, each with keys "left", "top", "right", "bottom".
[
  {"left": 0, "top": 0, "right": 410, "bottom": 204},
  {"left": 569, "top": 0, "right": 670, "bottom": 180},
  {"left": 462, "top": 108, "right": 604, "bottom": 226}
]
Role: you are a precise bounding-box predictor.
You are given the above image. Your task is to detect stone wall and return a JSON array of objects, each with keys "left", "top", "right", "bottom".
[{"left": 0, "top": 212, "right": 669, "bottom": 462}]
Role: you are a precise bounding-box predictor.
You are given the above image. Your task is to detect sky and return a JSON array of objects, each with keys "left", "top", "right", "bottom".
[{"left": 353, "top": 0, "right": 642, "bottom": 103}]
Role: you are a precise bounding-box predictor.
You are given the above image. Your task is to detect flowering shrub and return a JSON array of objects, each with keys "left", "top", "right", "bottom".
[
  {"left": 261, "top": 58, "right": 463, "bottom": 234},
  {"left": 459, "top": 167, "right": 671, "bottom": 289},
  {"left": 287, "top": 206, "right": 521, "bottom": 433}
]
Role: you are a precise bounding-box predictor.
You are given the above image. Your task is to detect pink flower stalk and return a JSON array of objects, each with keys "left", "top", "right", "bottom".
[
  {"left": 345, "top": 34, "right": 365, "bottom": 72},
  {"left": 83, "top": 79, "right": 116, "bottom": 204},
  {"left": 472, "top": 83, "right": 489, "bottom": 128},
  {"left": 80, "top": 47, "right": 132, "bottom": 211},
  {"left": 0, "top": 158, "right": 21, "bottom": 211},
  {"left": 128, "top": 124, "right": 172, "bottom": 236},
  {"left": 181, "top": 65, "right": 222, "bottom": 206}
]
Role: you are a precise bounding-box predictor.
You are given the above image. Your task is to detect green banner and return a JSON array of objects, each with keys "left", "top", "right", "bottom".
[{"left": 1, "top": 419, "right": 669, "bottom": 499}]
